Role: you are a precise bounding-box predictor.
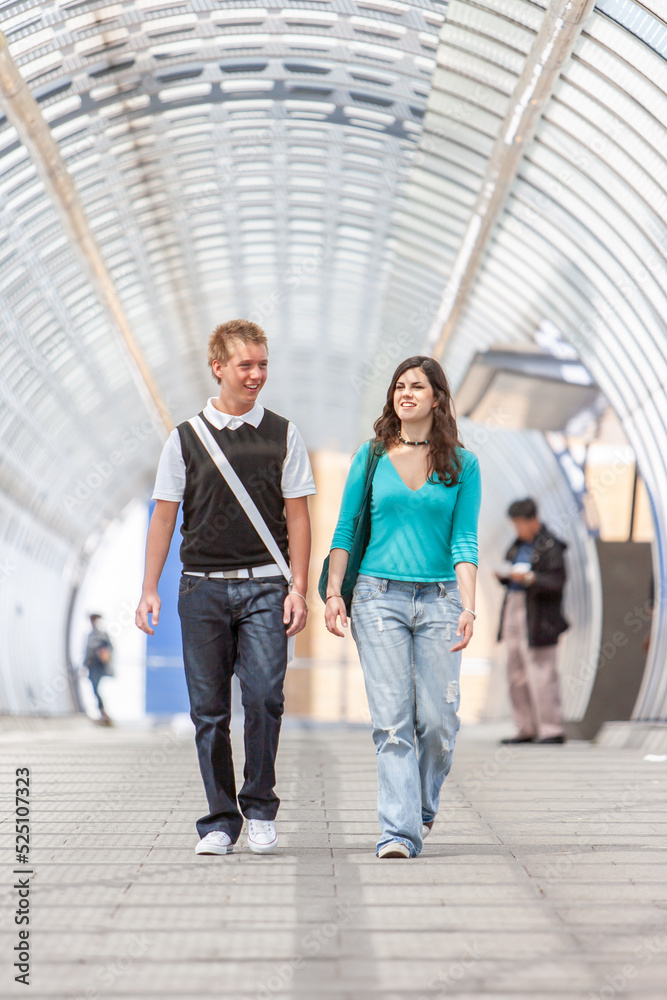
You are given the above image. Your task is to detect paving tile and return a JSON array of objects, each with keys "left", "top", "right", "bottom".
[{"left": 1, "top": 722, "right": 666, "bottom": 999}]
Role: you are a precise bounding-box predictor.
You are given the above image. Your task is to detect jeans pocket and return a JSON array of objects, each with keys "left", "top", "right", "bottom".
[
  {"left": 352, "top": 581, "right": 381, "bottom": 605},
  {"left": 179, "top": 575, "right": 204, "bottom": 596},
  {"left": 439, "top": 585, "right": 462, "bottom": 610}
]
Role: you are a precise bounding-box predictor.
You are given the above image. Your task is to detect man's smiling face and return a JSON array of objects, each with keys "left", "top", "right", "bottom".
[{"left": 212, "top": 340, "right": 268, "bottom": 413}]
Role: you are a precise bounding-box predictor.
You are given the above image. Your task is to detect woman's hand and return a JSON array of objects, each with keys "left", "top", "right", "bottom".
[
  {"left": 323, "top": 549, "right": 350, "bottom": 637},
  {"left": 451, "top": 610, "right": 474, "bottom": 652},
  {"left": 324, "top": 596, "right": 348, "bottom": 637},
  {"left": 452, "top": 561, "right": 477, "bottom": 651}
]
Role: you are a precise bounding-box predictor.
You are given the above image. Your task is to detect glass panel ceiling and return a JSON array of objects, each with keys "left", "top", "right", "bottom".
[
  {"left": 2, "top": 0, "right": 667, "bottom": 716},
  {"left": 0, "top": 0, "right": 445, "bottom": 578}
]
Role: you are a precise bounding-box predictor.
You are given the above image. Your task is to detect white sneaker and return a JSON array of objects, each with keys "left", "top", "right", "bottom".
[
  {"left": 247, "top": 819, "right": 278, "bottom": 854},
  {"left": 422, "top": 821, "right": 434, "bottom": 840},
  {"left": 195, "top": 831, "right": 233, "bottom": 855},
  {"left": 377, "top": 841, "right": 411, "bottom": 859}
]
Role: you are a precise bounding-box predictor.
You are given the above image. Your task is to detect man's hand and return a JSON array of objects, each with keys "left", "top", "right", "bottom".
[
  {"left": 324, "top": 596, "right": 348, "bottom": 638},
  {"left": 509, "top": 570, "right": 534, "bottom": 585},
  {"left": 284, "top": 592, "right": 308, "bottom": 637},
  {"left": 136, "top": 590, "right": 161, "bottom": 636},
  {"left": 136, "top": 501, "right": 178, "bottom": 636}
]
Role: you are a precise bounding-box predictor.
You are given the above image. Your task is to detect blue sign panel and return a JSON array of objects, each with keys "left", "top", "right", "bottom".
[{"left": 145, "top": 502, "right": 190, "bottom": 716}]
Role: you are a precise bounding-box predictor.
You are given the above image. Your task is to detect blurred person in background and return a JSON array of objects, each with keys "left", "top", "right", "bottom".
[
  {"left": 84, "top": 613, "right": 113, "bottom": 725},
  {"left": 496, "top": 498, "right": 568, "bottom": 745},
  {"left": 325, "top": 356, "right": 481, "bottom": 859}
]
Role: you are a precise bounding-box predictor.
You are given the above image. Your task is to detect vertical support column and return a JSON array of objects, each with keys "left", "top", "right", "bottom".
[{"left": 424, "top": 0, "right": 597, "bottom": 363}]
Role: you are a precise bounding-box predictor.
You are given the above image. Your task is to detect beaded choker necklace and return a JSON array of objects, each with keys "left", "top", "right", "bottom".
[{"left": 399, "top": 435, "right": 429, "bottom": 446}]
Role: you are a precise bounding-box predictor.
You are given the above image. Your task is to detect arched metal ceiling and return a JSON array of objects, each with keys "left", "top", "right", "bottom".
[
  {"left": 0, "top": 0, "right": 444, "bottom": 712},
  {"left": 0, "top": 0, "right": 446, "bottom": 457},
  {"left": 0, "top": 0, "right": 666, "bottom": 722}
]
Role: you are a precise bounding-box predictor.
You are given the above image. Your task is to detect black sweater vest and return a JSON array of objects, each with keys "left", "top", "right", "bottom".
[{"left": 177, "top": 409, "right": 289, "bottom": 573}]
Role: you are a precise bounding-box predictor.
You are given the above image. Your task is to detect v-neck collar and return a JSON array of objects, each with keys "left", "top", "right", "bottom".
[{"left": 385, "top": 453, "right": 429, "bottom": 494}]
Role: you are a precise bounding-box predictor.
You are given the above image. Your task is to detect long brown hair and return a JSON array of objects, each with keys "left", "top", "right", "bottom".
[{"left": 373, "top": 356, "right": 463, "bottom": 486}]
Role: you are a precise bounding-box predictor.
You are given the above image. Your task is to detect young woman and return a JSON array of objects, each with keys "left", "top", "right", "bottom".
[{"left": 325, "top": 356, "right": 481, "bottom": 859}]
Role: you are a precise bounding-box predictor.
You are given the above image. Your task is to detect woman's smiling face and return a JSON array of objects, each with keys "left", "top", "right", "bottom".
[{"left": 393, "top": 367, "right": 436, "bottom": 424}]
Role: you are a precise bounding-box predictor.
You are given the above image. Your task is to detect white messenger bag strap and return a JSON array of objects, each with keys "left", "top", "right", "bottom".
[{"left": 189, "top": 416, "right": 293, "bottom": 586}]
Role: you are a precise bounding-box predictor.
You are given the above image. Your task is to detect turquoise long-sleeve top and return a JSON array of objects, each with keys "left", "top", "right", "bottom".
[{"left": 331, "top": 442, "right": 481, "bottom": 582}]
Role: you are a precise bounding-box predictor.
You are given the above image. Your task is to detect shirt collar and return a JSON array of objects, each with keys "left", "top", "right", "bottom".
[{"left": 203, "top": 398, "right": 264, "bottom": 431}]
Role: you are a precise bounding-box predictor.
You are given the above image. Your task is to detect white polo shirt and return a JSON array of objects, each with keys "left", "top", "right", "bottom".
[{"left": 152, "top": 398, "right": 316, "bottom": 502}]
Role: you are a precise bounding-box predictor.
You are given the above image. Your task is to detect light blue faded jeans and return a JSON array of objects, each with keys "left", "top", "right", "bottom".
[{"left": 351, "top": 575, "right": 462, "bottom": 857}]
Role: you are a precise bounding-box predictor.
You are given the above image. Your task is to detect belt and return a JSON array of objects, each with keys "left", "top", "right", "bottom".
[{"left": 184, "top": 563, "right": 285, "bottom": 580}]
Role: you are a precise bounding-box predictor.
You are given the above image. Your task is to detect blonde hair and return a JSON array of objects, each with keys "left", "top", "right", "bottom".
[{"left": 207, "top": 319, "right": 268, "bottom": 383}]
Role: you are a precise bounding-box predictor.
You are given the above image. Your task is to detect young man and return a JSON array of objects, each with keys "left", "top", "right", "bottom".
[
  {"left": 136, "top": 319, "right": 315, "bottom": 855},
  {"left": 496, "top": 498, "right": 568, "bottom": 745}
]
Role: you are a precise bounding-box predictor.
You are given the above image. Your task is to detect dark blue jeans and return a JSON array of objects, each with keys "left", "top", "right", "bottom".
[
  {"left": 88, "top": 664, "right": 106, "bottom": 711},
  {"left": 178, "top": 575, "right": 289, "bottom": 841}
]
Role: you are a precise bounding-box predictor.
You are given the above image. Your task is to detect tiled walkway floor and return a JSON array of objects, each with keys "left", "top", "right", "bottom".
[{"left": 1, "top": 720, "right": 667, "bottom": 999}]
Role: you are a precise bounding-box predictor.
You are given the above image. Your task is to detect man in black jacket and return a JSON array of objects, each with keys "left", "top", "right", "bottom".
[{"left": 497, "top": 498, "right": 568, "bottom": 745}]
